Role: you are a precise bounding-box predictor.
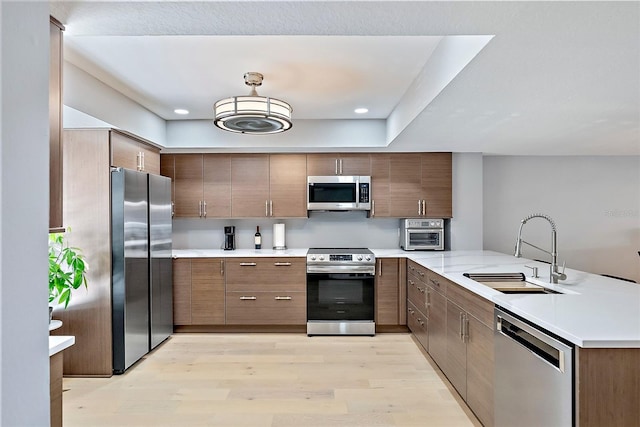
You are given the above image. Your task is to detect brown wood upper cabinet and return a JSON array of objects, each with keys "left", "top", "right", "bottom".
[
  {"left": 388, "top": 153, "right": 452, "bottom": 218},
  {"left": 369, "top": 154, "right": 390, "bottom": 217},
  {"left": 160, "top": 154, "right": 175, "bottom": 217},
  {"left": 168, "top": 154, "right": 232, "bottom": 218},
  {"left": 307, "top": 153, "right": 371, "bottom": 176},
  {"left": 49, "top": 17, "right": 64, "bottom": 230},
  {"left": 231, "top": 154, "right": 307, "bottom": 218},
  {"left": 110, "top": 130, "right": 160, "bottom": 174}
]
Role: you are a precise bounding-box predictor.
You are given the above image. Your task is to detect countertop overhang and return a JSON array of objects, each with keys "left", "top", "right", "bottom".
[
  {"left": 173, "top": 248, "right": 640, "bottom": 348},
  {"left": 49, "top": 335, "right": 75, "bottom": 356}
]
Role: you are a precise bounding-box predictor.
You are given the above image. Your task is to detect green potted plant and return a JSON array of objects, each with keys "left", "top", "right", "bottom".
[{"left": 48, "top": 232, "right": 89, "bottom": 321}]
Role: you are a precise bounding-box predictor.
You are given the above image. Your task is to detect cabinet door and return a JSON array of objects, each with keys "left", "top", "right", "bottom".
[
  {"left": 427, "top": 286, "right": 447, "bottom": 369},
  {"left": 174, "top": 154, "right": 203, "bottom": 218},
  {"left": 421, "top": 153, "right": 452, "bottom": 218},
  {"left": 191, "top": 258, "right": 225, "bottom": 325},
  {"left": 140, "top": 144, "right": 160, "bottom": 175},
  {"left": 466, "top": 315, "right": 494, "bottom": 427},
  {"left": 160, "top": 155, "right": 175, "bottom": 216},
  {"left": 370, "top": 154, "right": 390, "bottom": 217},
  {"left": 269, "top": 154, "right": 307, "bottom": 218},
  {"left": 110, "top": 131, "right": 141, "bottom": 171},
  {"left": 173, "top": 258, "right": 192, "bottom": 325},
  {"left": 340, "top": 154, "right": 371, "bottom": 175},
  {"left": 306, "top": 153, "right": 340, "bottom": 176},
  {"left": 445, "top": 300, "right": 467, "bottom": 399},
  {"left": 231, "top": 154, "right": 270, "bottom": 217},
  {"left": 376, "top": 258, "right": 399, "bottom": 325},
  {"left": 407, "top": 301, "right": 428, "bottom": 350},
  {"left": 389, "top": 154, "right": 422, "bottom": 217},
  {"left": 203, "top": 154, "right": 231, "bottom": 218}
]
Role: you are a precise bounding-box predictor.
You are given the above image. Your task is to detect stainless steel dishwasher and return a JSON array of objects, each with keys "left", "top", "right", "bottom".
[{"left": 494, "top": 307, "right": 574, "bottom": 427}]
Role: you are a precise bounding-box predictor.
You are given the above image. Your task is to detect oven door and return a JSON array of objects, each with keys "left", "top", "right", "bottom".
[
  {"left": 403, "top": 228, "right": 444, "bottom": 250},
  {"left": 306, "top": 272, "right": 375, "bottom": 321}
]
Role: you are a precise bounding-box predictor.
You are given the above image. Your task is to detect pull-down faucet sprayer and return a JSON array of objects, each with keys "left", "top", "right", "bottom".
[{"left": 514, "top": 213, "right": 566, "bottom": 284}]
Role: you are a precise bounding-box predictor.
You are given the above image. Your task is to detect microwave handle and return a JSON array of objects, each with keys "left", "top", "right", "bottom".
[{"left": 355, "top": 178, "right": 360, "bottom": 207}]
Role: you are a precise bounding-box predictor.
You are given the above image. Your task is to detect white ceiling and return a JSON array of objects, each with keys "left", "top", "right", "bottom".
[{"left": 51, "top": 1, "right": 640, "bottom": 155}]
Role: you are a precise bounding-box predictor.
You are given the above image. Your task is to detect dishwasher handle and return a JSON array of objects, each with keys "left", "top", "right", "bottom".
[{"left": 496, "top": 311, "right": 572, "bottom": 373}]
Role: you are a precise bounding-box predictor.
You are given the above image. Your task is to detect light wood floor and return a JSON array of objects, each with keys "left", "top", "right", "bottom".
[{"left": 63, "top": 333, "right": 481, "bottom": 427}]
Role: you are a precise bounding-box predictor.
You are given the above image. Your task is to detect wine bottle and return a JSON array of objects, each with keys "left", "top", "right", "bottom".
[{"left": 254, "top": 226, "right": 262, "bottom": 249}]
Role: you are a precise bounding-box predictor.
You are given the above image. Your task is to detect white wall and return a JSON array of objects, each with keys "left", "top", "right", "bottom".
[
  {"left": 0, "top": 2, "right": 51, "bottom": 424},
  {"left": 450, "top": 152, "right": 483, "bottom": 250},
  {"left": 483, "top": 156, "right": 640, "bottom": 283},
  {"left": 165, "top": 118, "right": 386, "bottom": 151},
  {"left": 63, "top": 61, "right": 167, "bottom": 145}
]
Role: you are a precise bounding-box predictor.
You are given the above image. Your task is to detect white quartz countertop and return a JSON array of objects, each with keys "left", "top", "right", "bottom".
[
  {"left": 172, "top": 248, "right": 640, "bottom": 348},
  {"left": 49, "top": 335, "right": 75, "bottom": 356}
]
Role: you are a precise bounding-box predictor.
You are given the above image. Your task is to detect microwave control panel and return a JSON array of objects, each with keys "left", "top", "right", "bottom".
[
  {"left": 404, "top": 218, "right": 443, "bottom": 229},
  {"left": 359, "top": 183, "right": 370, "bottom": 203}
]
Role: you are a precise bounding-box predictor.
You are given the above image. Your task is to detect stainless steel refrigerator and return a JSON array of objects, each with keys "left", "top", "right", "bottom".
[{"left": 111, "top": 168, "right": 173, "bottom": 374}]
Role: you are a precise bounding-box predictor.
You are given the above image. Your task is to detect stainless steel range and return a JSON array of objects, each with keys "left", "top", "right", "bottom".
[{"left": 306, "top": 248, "right": 376, "bottom": 336}]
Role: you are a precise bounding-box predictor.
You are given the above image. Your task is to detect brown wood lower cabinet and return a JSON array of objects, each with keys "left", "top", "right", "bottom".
[
  {"left": 225, "top": 257, "right": 306, "bottom": 325},
  {"left": 406, "top": 260, "right": 494, "bottom": 427},
  {"left": 225, "top": 291, "right": 306, "bottom": 325},
  {"left": 375, "top": 258, "right": 406, "bottom": 326},
  {"left": 50, "top": 352, "right": 63, "bottom": 427},
  {"left": 172, "top": 258, "right": 225, "bottom": 325}
]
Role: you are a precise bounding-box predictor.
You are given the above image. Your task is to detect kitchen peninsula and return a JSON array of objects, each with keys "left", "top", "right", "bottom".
[{"left": 173, "top": 248, "right": 640, "bottom": 426}]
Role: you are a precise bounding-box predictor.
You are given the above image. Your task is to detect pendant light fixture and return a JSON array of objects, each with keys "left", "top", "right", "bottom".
[{"left": 213, "top": 72, "right": 293, "bottom": 134}]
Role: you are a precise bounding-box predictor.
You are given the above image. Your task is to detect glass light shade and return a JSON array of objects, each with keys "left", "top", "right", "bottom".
[{"left": 213, "top": 95, "right": 292, "bottom": 134}]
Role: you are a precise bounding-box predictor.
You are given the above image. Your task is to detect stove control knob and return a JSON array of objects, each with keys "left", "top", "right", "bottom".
[
  {"left": 357, "top": 255, "right": 363, "bottom": 261},
  {"left": 365, "top": 255, "right": 371, "bottom": 261},
  {"left": 310, "top": 255, "right": 316, "bottom": 261},
  {"left": 319, "top": 256, "right": 325, "bottom": 261}
]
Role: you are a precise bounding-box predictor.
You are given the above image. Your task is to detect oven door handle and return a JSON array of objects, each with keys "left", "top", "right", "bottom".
[{"left": 306, "top": 265, "right": 375, "bottom": 275}]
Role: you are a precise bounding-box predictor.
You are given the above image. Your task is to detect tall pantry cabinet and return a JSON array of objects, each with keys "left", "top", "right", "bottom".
[{"left": 52, "top": 129, "right": 161, "bottom": 376}]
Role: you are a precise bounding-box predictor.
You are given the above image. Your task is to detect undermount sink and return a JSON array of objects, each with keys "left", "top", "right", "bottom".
[{"left": 463, "top": 273, "right": 563, "bottom": 294}]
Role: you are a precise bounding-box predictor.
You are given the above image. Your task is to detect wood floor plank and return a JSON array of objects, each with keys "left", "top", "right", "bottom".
[{"left": 63, "top": 333, "right": 480, "bottom": 426}]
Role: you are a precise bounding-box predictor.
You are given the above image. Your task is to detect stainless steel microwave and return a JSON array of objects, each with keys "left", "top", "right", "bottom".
[
  {"left": 307, "top": 176, "right": 371, "bottom": 211},
  {"left": 400, "top": 218, "right": 445, "bottom": 250}
]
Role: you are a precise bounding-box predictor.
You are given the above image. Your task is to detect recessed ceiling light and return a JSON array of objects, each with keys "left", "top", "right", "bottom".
[
  {"left": 174, "top": 109, "right": 189, "bottom": 115},
  {"left": 354, "top": 108, "right": 369, "bottom": 114}
]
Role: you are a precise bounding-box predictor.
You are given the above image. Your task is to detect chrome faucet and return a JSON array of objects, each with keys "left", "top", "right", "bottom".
[{"left": 514, "top": 213, "right": 566, "bottom": 284}]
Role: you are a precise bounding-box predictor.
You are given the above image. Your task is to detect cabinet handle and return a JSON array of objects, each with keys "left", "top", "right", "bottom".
[
  {"left": 418, "top": 270, "right": 425, "bottom": 278},
  {"left": 426, "top": 289, "right": 431, "bottom": 309},
  {"left": 171, "top": 201, "right": 174, "bottom": 218},
  {"left": 136, "top": 152, "right": 141, "bottom": 171},
  {"left": 429, "top": 277, "right": 439, "bottom": 287},
  {"left": 371, "top": 200, "right": 375, "bottom": 217},
  {"left": 141, "top": 152, "right": 145, "bottom": 171},
  {"left": 199, "top": 201, "right": 202, "bottom": 217},
  {"left": 339, "top": 159, "right": 343, "bottom": 175},
  {"left": 220, "top": 259, "right": 224, "bottom": 276},
  {"left": 418, "top": 199, "right": 422, "bottom": 216},
  {"left": 417, "top": 286, "right": 424, "bottom": 294},
  {"left": 408, "top": 308, "right": 414, "bottom": 315},
  {"left": 422, "top": 200, "right": 426, "bottom": 216},
  {"left": 463, "top": 314, "right": 469, "bottom": 343},
  {"left": 408, "top": 279, "right": 415, "bottom": 286},
  {"left": 459, "top": 312, "right": 465, "bottom": 341},
  {"left": 270, "top": 200, "right": 273, "bottom": 217},
  {"left": 240, "top": 296, "right": 257, "bottom": 300},
  {"left": 239, "top": 262, "right": 257, "bottom": 267},
  {"left": 203, "top": 201, "right": 207, "bottom": 217},
  {"left": 378, "top": 259, "right": 382, "bottom": 277},
  {"left": 274, "top": 262, "right": 291, "bottom": 266},
  {"left": 274, "top": 296, "right": 292, "bottom": 301},
  {"left": 335, "top": 159, "right": 338, "bottom": 175},
  {"left": 265, "top": 200, "right": 269, "bottom": 217}
]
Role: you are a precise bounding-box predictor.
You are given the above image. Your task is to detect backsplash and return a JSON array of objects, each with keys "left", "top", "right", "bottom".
[{"left": 172, "top": 212, "right": 401, "bottom": 250}]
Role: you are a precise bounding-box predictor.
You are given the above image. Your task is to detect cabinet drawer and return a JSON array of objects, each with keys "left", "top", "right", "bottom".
[
  {"left": 225, "top": 257, "right": 306, "bottom": 290},
  {"left": 407, "top": 301, "right": 428, "bottom": 350},
  {"left": 446, "top": 280, "right": 494, "bottom": 329},
  {"left": 426, "top": 271, "right": 447, "bottom": 295},
  {"left": 407, "top": 261, "right": 429, "bottom": 281},
  {"left": 225, "top": 291, "right": 306, "bottom": 325},
  {"left": 407, "top": 275, "right": 427, "bottom": 313}
]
